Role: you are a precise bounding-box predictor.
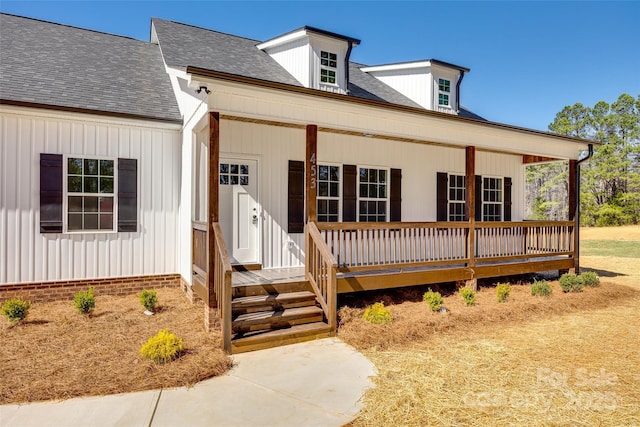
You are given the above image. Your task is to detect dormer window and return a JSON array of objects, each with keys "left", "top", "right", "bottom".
[
  {"left": 320, "top": 51, "right": 338, "bottom": 84},
  {"left": 438, "top": 78, "right": 451, "bottom": 107}
]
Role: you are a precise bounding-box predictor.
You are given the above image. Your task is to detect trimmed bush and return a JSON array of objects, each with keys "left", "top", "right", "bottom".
[
  {"left": 140, "top": 329, "right": 184, "bottom": 364},
  {"left": 581, "top": 271, "right": 600, "bottom": 287},
  {"left": 1, "top": 298, "right": 31, "bottom": 323},
  {"left": 531, "top": 280, "right": 552, "bottom": 297},
  {"left": 139, "top": 289, "right": 158, "bottom": 312},
  {"left": 74, "top": 287, "right": 96, "bottom": 314},
  {"left": 460, "top": 287, "right": 476, "bottom": 306},
  {"left": 363, "top": 302, "right": 392, "bottom": 324},
  {"left": 424, "top": 289, "right": 444, "bottom": 311},
  {"left": 496, "top": 283, "right": 511, "bottom": 303},
  {"left": 559, "top": 273, "right": 584, "bottom": 293}
]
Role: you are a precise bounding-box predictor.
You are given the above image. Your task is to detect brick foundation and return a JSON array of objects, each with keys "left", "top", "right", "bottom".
[{"left": 0, "top": 274, "right": 183, "bottom": 303}]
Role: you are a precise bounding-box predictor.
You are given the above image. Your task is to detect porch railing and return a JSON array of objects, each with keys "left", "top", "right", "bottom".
[
  {"left": 315, "top": 221, "right": 574, "bottom": 271},
  {"left": 475, "top": 221, "right": 575, "bottom": 262},
  {"left": 305, "top": 222, "right": 338, "bottom": 332},
  {"left": 316, "top": 222, "right": 470, "bottom": 271},
  {"left": 192, "top": 221, "right": 232, "bottom": 352}
]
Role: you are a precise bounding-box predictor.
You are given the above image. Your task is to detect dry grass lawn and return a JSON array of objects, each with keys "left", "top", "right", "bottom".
[
  {"left": 0, "top": 288, "right": 232, "bottom": 404},
  {"left": 343, "top": 225, "right": 640, "bottom": 426}
]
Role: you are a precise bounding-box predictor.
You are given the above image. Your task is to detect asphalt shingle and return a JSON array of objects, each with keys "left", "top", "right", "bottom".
[{"left": 0, "top": 14, "right": 181, "bottom": 122}]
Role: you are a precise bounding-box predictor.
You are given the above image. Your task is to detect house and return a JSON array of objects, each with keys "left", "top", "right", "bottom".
[{"left": 0, "top": 13, "right": 593, "bottom": 353}]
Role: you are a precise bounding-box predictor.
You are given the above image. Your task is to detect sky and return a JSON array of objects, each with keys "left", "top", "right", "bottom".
[{"left": 1, "top": 1, "right": 638, "bottom": 132}]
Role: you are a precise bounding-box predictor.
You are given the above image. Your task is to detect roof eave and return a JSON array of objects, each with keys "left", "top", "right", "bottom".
[
  {"left": 0, "top": 99, "right": 183, "bottom": 125},
  {"left": 185, "top": 66, "right": 599, "bottom": 147}
]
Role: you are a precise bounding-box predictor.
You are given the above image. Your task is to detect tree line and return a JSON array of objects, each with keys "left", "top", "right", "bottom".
[{"left": 526, "top": 94, "right": 640, "bottom": 226}]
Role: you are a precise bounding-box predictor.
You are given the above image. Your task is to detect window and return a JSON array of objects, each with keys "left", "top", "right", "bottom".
[
  {"left": 482, "top": 177, "right": 503, "bottom": 221},
  {"left": 448, "top": 174, "right": 466, "bottom": 221},
  {"left": 438, "top": 78, "right": 451, "bottom": 107},
  {"left": 66, "top": 157, "right": 115, "bottom": 231},
  {"left": 320, "top": 51, "right": 337, "bottom": 85},
  {"left": 220, "top": 163, "right": 249, "bottom": 185},
  {"left": 358, "top": 167, "right": 388, "bottom": 222},
  {"left": 317, "top": 165, "right": 340, "bottom": 222}
]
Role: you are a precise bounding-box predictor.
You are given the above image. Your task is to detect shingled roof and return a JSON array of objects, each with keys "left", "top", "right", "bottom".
[
  {"left": 0, "top": 14, "right": 181, "bottom": 123},
  {"left": 152, "top": 18, "right": 484, "bottom": 120}
]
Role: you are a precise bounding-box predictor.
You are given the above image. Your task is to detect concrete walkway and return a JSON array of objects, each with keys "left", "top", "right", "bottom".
[{"left": 0, "top": 338, "right": 376, "bottom": 427}]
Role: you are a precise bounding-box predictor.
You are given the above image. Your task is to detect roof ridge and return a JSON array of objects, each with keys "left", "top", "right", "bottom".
[
  {"left": 151, "top": 17, "right": 263, "bottom": 44},
  {"left": 1, "top": 12, "right": 149, "bottom": 45}
]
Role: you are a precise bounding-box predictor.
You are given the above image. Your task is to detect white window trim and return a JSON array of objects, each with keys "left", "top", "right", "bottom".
[
  {"left": 447, "top": 173, "right": 466, "bottom": 222},
  {"left": 437, "top": 77, "right": 452, "bottom": 108},
  {"left": 319, "top": 50, "right": 339, "bottom": 87},
  {"left": 316, "top": 163, "right": 342, "bottom": 222},
  {"left": 63, "top": 154, "right": 118, "bottom": 234},
  {"left": 356, "top": 165, "right": 390, "bottom": 222},
  {"left": 481, "top": 175, "right": 503, "bottom": 222}
]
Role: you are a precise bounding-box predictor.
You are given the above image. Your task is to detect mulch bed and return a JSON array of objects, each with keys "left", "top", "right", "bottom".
[{"left": 0, "top": 288, "right": 232, "bottom": 404}]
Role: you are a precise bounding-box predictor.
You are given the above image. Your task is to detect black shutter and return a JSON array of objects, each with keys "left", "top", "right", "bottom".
[
  {"left": 475, "top": 175, "right": 482, "bottom": 221},
  {"left": 118, "top": 158, "right": 138, "bottom": 232},
  {"left": 390, "top": 168, "right": 402, "bottom": 222},
  {"left": 504, "top": 177, "right": 512, "bottom": 221},
  {"left": 288, "top": 160, "right": 304, "bottom": 233},
  {"left": 40, "top": 153, "right": 63, "bottom": 233},
  {"left": 436, "top": 172, "right": 448, "bottom": 221},
  {"left": 343, "top": 165, "right": 357, "bottom": 222}
]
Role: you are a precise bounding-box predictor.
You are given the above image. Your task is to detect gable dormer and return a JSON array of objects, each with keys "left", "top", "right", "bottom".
[
  {"left": 361, "top": 60, "right": 469, "bottom": 114},
  {"left": 257, "top": 26, "right": 360, "bottom": 95}
]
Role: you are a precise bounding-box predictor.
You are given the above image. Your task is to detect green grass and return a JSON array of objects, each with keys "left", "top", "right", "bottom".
[{"left": 580, "top": 240, "right": 640, "bottom": 258}]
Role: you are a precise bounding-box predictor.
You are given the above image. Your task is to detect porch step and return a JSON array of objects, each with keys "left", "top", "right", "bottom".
[
  {"left": 232, "top": 280, "right": 310, "bottom": 298},
  {"left": 232, "top": 305, "right": 324, "bottom": 333},
  {"left": 231, "top": 321, "right": 332, "bottom": 354},
  {"left": 232, "top": 291, "right": 317, "bottom": 315}
]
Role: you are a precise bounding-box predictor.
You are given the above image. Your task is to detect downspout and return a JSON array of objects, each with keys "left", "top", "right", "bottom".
[
  {"left": 344, "top": 41, "right": 353, "bottom": 94},
  {"left": 455, "top": 70, "right": 465, "bottom": 113},
  {"left": 573, "top": 143, "right": 594, "bottom": 273}
]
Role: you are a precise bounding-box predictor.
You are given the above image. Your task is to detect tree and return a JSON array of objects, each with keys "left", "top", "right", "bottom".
[{"left": 525, "top": 94, "right": 640, "bottom": 226}]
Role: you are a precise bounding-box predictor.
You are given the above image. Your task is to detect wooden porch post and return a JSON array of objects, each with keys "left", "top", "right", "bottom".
[
  {"left": 207, "top": 112, "right": 220, "bottom": 324},
  {"left": 306, "top": 125, "right": 318, "bottom": 223},
  {"left": 465, "top": 146, "right": 477, "bottom": 291},
  {"left": 568, "top": 159, "right": 578, "bottom": 274}
]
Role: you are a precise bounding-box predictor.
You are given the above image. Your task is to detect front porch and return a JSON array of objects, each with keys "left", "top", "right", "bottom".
[
  {"left": 192, "top": 219, "right": 575, "bottom": 353},
  {"left": 188, "top": 111, "right": 584, "bottom": 353}
]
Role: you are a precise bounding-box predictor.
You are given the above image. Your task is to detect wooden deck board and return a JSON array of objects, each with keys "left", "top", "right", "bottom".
[{"left": 233, "top": 256, "right": 572, "bottom": 293}]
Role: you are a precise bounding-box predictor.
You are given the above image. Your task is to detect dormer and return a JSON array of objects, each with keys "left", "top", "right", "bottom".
[
  {"left": 257, "top": 26, "right": 360, "bottom": 95},
  {"left": 361, "top": 59, "right": 469, "bottom": 114}
]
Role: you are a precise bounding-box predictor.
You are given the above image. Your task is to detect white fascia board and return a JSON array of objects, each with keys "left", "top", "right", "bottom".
[
  {"left": 166, "top": 65, "right": 190, "bottom": 79},
  {"left": 361, "top": 61, "right": 433, "bottom": 73},
  {"left": 257, "top": 29, "right": 309, "bottom": 50}
]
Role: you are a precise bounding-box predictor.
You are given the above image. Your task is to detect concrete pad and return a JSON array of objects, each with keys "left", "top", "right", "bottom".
[
  {"left": 230, "top": 337, "right": 377, "bottom": 418},
  {"left": 153, "top": 375, "right": 351, "bottom": 427},
  {"left": 0, "top": 389, "right": 160, "bottom": 427}
]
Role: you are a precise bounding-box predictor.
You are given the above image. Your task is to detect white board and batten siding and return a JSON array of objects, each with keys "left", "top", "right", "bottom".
[
  {"left": 0, "top": 106, "right": 181, "bottom": 285},
  {"left": 207, "top": 118, "right": 524, "bottom": 270}
]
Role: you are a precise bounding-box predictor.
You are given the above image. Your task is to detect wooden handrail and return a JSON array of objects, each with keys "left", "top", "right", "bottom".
[
  {"left": 316, "top": 220, "right": 574, "bottom": 270},
  {"left": 211, "top": 222, "right": 233, "bottom": 353},
  {"left": 305, "top": 222, "right": 338, "bottom": 333},
  {"left": 317, "top": 221, "right": 470, "bottom": 230}
]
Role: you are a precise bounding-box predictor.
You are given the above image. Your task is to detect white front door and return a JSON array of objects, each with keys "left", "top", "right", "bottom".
[{"left": 219, "top": 158, "right": 259, "bottom": 265}]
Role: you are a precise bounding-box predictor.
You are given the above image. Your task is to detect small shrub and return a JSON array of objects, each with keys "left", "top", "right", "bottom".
[
  {"left": 559, "top": 273, "right": 584, "bottom": 293},
  {"left": 140, "top": 328, "right": 184, "bottom": 364},
  {"left": 581, "top": 271, "right": 600, "bottom": 287},
  {"left": 531, "top": 280, "right": 552, "bottom": 297},
  {"left": 1, "top": 298, "right": 31, "bottom": 323},
  {"left": 496, "top": 283, "right": 511, "bottom": 303},
  {"left": 423, "top": 289, "right": 444, "bottom": 311},
  {"left": 139, "top": 289, "right": 158, "bottom": 312},
  {"left": 363, "top": 302, "right": 392, "bottom": 324},
  {"left": 74, "top": 287, "right": 96, "bottom": 314},
  {"left": 460, "top": 287, "right": 476, "bottom": 306}
]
